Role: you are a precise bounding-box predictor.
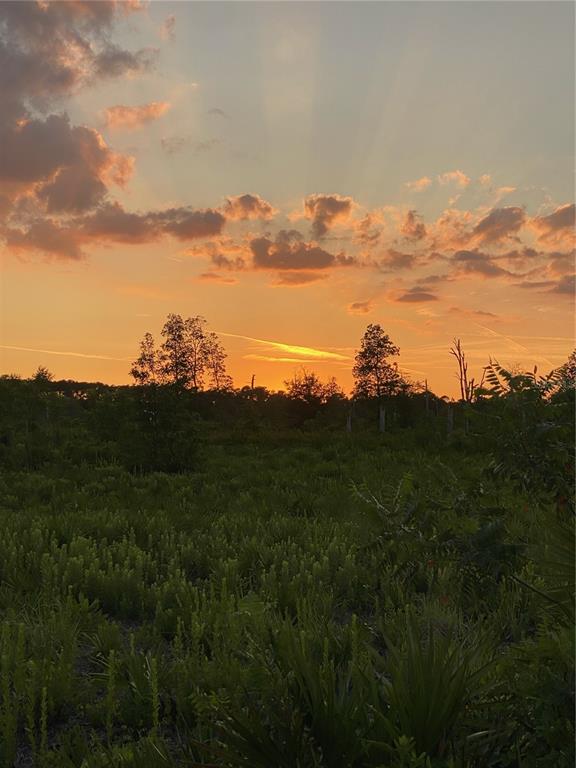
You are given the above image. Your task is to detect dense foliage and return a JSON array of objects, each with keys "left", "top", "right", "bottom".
[{"left": 0, "top": 365, "right": 573, "bottom": 767}]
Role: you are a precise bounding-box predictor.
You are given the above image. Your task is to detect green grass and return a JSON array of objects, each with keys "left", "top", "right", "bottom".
[{"left": 0, "top": 431, "right": 573, "bottom": 767}]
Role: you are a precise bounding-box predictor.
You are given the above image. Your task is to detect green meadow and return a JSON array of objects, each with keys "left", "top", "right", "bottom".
[{"left": 0, "top": 372, "right": 573, "bottom": 767}]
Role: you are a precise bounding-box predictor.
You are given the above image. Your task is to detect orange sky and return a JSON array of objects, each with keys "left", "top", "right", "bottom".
[{"left": 0, "top": 2, "right": 574, "bottom": 397}]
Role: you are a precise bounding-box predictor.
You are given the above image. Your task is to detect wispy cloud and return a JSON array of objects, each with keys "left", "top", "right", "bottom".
[{"left": 0, "top": 345, "right": 129, "bottom": 362}]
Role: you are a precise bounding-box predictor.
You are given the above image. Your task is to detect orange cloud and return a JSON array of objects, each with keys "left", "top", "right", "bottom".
[
  {"left": 272, "top": 272, "right": 327, "bottom": 286},
  {"left": 531, "top": 203, "right": 575, "bottom": 247},
  {"left": 348, "top": 300, "right": 374, "bottom": 315},
  {"left": 223, "top": 193, "right": 277, "bottom": 221},
  {"left": 405, "top": 176, "right": 432, "bottom": 192},
  {"left": 104, "top": 102, "right": 171, "bottom": 130},
  {"left": 400, "top": 210, "right": 426, "bottom": 241},
  {"left": 438, "top": 170, "right": 471, "bottom": 188}
]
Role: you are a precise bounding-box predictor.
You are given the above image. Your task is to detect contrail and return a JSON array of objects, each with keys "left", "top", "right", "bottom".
[
  {"left": 218, "top": 332, "right": 350, "bottom": 361},
  {"left": 0, "top": 345, "right": 130, "bottom": 362},
  {"left": 472, "top": 324, "right": 555, "bottom": 368}
]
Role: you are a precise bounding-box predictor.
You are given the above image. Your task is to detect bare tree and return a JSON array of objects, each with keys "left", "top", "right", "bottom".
[{"left": 449, "top": 338, "right": 483, "bottom": 402}]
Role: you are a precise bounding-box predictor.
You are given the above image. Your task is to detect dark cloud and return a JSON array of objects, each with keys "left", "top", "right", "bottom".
[
  {"left": 0, "top": 115, "right": 132, "bottom": 214},
  {"left": 5, "top": 219, "right": 82, "bottom": 260},
  {"left": 211, "top": 253, "right": 246, "bottom": 271},
  {"left": 80, "top": 202, "right": 158, "bottom": 244},
  {"left": 250, "top": 230, "right": 349, "bottom": 271},
  {"left": 532, "top": 203, "right": 575, "bottom": 242},
  {"left": 93, "top": 45, "right": 157, "bottom": 80},
  {"left": 453, "top": 250, "right": 512, "bottom": 278},
  {"left": 396, "top": 287, "right": 438, "bottom": 302},
  {"left": 348, "top": 300, "right": 373, "bottom": 315},
  {"left": 304, "top": 194, "right": 354, "bottom": 237},
  {"left": 0, "top": 0, "right": 149, "bottom": 236},
  {"left": 223, "top": 194, "right": 277, "bottom": 221},
  {"left": 197, "top": 272, "right": 237, "bottom": 285},
  {"left": 472, "top": 206, "right": 525, "bottom": 244},
  {"left": 273, "top": 272, "right": 327, "bottom": 286},
  {"left": 401, "top": 210, "right": 426, "bottom": 241},
  {"left": 207, "top": 108, "right": 229, "bottom": 119},
  {"left": 550, "top": 273, "right": 575, "bottom": 295},
  {"left": 159, "top": 209, "right": 226, "bottom": 241},
  {"left": 380, "top": 249, "right": 416, "bottom": 271}
]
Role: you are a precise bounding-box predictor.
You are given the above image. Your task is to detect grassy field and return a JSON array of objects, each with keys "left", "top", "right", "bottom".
[{"left": 0, "top": 421, "right": 573, "bottom": 768}]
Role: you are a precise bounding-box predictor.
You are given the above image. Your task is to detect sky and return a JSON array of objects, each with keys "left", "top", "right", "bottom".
[{"left": 1, "top": 0, "right": 574, "bottom": 396}]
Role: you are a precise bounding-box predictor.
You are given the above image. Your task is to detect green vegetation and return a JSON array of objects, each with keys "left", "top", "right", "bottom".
[{"left": 0, "top": 346, "right": 573, "bottom": 767}]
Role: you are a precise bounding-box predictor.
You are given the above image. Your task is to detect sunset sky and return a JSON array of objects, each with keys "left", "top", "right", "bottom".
[{"left": 1, "top": 0, "right": 574, "bottom": 396}]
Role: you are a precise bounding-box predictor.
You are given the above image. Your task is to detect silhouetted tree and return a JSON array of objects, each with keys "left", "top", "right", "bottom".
[
  {"left": 557, "top": 349, "right": 576, "bottom": 390},
  {"left": 449, "top": 338, "right": 483, "bottom": 402},
  {"left": 130, "top": 314, "right": 232, "bottom": 391},
  {"left": 204, "top": 331, "right": 233, "bottom": 390},
  {"left": 32, "top": 366, "right": 54, "bottom": 383},
  {"left": 130, "top": 332, "right": 160, "bottom": 385},
  {"left": 352, "top": 324, "right": 404, "bottom": 398},
  {"left": 284, "top": 369, "right": 344, "bottom": 406}
]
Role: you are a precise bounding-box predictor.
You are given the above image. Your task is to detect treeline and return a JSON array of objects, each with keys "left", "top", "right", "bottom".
[{"left": 0, "top": 316, "right": 574, "bottom": 493}]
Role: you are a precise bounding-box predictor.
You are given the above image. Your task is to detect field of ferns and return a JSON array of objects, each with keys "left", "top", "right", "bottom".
[{"left": 0, "top": 371, "right": 573, "bottom": 767}]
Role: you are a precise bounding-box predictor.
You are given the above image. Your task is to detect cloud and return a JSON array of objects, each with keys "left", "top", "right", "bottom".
[
  {"left": 80, "top": 202, "right": 158, "bottom": 244},
  {"left": 380, "top": 249, "right": 416, "bottom": 270},
  {"left": 304, "top": 193, "right": 355, "bottom": 237},
  {"left": 211, "top": 252, "right": 246, "bottom": 271},
  {"left": 223, "top": 193, "right": 277, "bottom": 221},
  {"left": 438, "top": 170, "right": 471, "bottom": 188},
  {"left": 0, "top": 1, "right": 151, "bottom": 123},
  {"left": 472, "top": 206, "right": 525, "bottom": 245},
  {"left": 448, "top": 306, "right": 499, "bottom": 320},
  {"left": 273, "top": 272, "right": 327, "bottom": 286},
  {"left": 0, "top": 0, "right": 149, "bottom": 231},
  {"left": 515, "top": 273, "right": 575, "bottom": 297},
  {"left": 160, "top": 14, "right": 176, "bottom": 41},
  {"left": 161, "top": 136, "right": 220, "bottom": 155},
  {"left": 207, "top": 107, "right": 229, "bottom": 119},
  {"left": 401, "top": 210, "right": 426, "bottom": 241},
  {"left": 104, "top": 102, "right": 171, "bottom": 130},
  {"left": 531, "top": 203, "right": 575, "bottom": 245},
  {"left": 196, "top": 272, "right": 237, "bottom": 285},
  {"left": 5, "top": 219, "right": 83, "bottom": 260},
  {"left": 250, "top": 229, "right": 351, "bottom": 271},
  {"left": 453, "top": 249, "right": 512, "bottom": 278},
  {"left": 157, "top": 208, "right": 226, "bottom": 241},
  {"left": 405, "top": 176, "right": 432, "bottom": 192},
  {"left": 395, "top": 287, "right": 438, "bottom": 303},
  {"left": 348, "top": 300, "right": 374, "bottom": 315},
  {"left": 93, "top": 45, "right": 158, "bottom": 79},
  {"left": 550, "top": 273, "right": 575, "bottom": 295}
]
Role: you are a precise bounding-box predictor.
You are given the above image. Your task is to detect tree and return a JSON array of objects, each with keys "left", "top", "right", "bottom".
[
  {"left": 130, "top": 314, "right": 232, "bottom": 391},
  {"left": 557, "top": 349, "right": 576, "bottom": 391},
  {"left": 204, "top": 331, "right": 233, "bottom": 391},
  {"left": 284, "top": 369, "right": 344, "bottom": 406},
  {"left": 449, "top": 338, "right": 483, "bottom": 402},
  {"left": 130, "top": 332, "right": 161, "bottom": 385},
  {"left": 352, "top": 324, "right": 404, "bottom": 398},
  {"left": 32, "top": 366, "right": 54, "bottom": 383}
]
